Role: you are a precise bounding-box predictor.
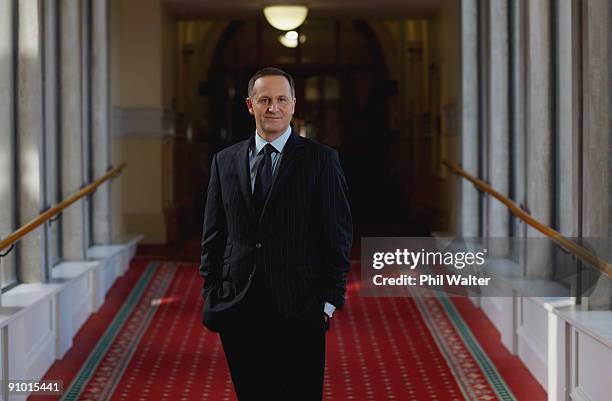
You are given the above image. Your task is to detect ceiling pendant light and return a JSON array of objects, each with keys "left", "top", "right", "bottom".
[
  {"left": 278, "top": 30, "right": 306, "bottom": 48},
  {"left": 263, "top": 5, "right": 308, "bottom": 31}
]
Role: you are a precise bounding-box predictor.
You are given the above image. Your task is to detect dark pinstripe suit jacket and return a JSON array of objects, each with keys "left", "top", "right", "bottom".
[{"left": 200, "top": 130, "right": 352, "bottom": 328}]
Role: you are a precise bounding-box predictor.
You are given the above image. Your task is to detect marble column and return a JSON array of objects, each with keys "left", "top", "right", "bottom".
[
  {"left": 510, "top": 0, "right": 525, "bottom": 239},
  {"left": 459, "top": 0, "right": 479, "bottom": 238},
  {"left": 556, "top": 0, "right": 579, "bottom": 237},
  {"left": 92, "top": 0, "right": 112, "bottom": 245},
  {"left": 609, "top": 0, "right": 612, "bottom": 238},
  {"left": 60, "top": 0, "right": 87, "bottom": 261},
  {"left": 581, "top": 0, "right": 609, "bottom": 309},
  {"left": 477, "top": 0, "right": 489, "bottom": 237},
  {"left": 581, "top": 0, "right": 609, "bottom": 238},
  {"left": 525, "top": 0, "right": 553, "bottom": 278},
  {"left": 550, "top": 4, "right": 577, "bottom": 395},
  {"left": 486, "top": 0, "right": 510, "bottom": 253},
  {"left": 17, "top": 0, "right": 45, "bottom": 283},
  {"left": 43, "top": 0, "right": 61, "bottom": 267},
  {"left": 0, "top": 0, "right": 16, "bottom": 290}
]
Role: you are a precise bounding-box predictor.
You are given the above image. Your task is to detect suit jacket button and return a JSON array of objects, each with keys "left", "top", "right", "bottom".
[{"left": 255, "top": 242, "right": 262, "bottom": 249}]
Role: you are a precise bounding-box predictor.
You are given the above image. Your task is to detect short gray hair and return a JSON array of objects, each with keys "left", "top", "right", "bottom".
[{"left": 247, "top": 67, "right": 295, "bottom": 98}]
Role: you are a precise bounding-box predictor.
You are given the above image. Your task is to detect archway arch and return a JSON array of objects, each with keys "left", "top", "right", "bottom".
[
  {"left": 207, "top": 20, "right": 392, "bottom": 144},
  {"left": 205, "top": 20, "right": 407, "bottom": 224}
]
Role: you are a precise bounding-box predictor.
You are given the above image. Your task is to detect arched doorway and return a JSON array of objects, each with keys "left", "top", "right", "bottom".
[{"left": 201, "top": 19, "right": 407, "bottom": 227}]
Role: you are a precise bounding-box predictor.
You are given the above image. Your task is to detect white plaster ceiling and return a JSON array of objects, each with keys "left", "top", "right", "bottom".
[{"left": 164, "top": 0, "right": 446, "bottom": 19}]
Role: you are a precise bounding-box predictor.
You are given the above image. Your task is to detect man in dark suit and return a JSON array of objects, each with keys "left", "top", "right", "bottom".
[{"left": 200, "top": 67, "right": 353, "bottom": 400}]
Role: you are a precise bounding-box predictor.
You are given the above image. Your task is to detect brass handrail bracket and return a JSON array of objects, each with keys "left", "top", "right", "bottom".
[{"left": 0, "top": 244, "right": 15, "bottom": 258}]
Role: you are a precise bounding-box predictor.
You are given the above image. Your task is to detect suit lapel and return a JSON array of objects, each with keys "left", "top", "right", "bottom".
[
  {"left": 235, "top": 134, "right": 257, "bottom": 222},
  {"left": 260, "top": 131, "right": 306, "bottom": 220}
]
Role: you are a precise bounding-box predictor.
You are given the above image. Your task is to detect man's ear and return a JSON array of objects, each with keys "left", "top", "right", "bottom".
[
  {"left": 290, "top": 98, "right": 296, "bottom": 115},
  {"left": 246, "top": 98, "right": 254, "bottom": 116}
]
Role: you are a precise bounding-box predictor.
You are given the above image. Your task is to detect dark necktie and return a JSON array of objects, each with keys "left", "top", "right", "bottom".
[{"left": 253, "top": 143, "right": 278, "bottom": 214}]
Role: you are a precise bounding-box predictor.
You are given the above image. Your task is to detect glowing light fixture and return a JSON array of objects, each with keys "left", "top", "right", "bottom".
[
  {"left": 263, "top": 5, "right": 308, "bottom": 31},
  {"left": 278, "top": 31, "right": 307, "bottom": 48}
]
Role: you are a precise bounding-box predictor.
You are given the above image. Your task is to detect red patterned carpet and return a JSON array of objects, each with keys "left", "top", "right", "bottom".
[{"left": 31, "top": 259, "right": 545, "bottom": 401}]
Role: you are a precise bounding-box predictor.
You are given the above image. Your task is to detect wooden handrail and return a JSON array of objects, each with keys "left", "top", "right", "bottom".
[
  {"left": 443, "top": 159, "right": 612, "bottom": 278},
  {"left": 0, "top": 163, "right": 127, "bottom": 252}
]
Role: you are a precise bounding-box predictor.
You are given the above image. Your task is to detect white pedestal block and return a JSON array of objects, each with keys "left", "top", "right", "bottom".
[
  {"left": 0, "top": 235, "right": 142, "bottom": 400},
  {"left": 52, "top": 261, "right": 100, "bottom": 358},
  {"left": 554, "top": 307, "right": 612, "bottom": 401}
]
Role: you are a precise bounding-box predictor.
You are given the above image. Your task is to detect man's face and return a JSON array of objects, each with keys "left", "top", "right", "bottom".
[{"left": 246, "top": 75, "right": 296, "bottom": 137}]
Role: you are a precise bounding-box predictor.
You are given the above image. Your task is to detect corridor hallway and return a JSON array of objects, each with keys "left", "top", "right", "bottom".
[
  {"left": 1, "top": 1, "right": 611, "bottom": 401},
  {"left": 31, "top": 240, "right": 545, "bottom": 401}
]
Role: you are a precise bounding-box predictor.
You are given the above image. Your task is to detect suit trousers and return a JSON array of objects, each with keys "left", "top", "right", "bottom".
[{"left": 219, "top": 271, "right": 326, "bottom": 401}]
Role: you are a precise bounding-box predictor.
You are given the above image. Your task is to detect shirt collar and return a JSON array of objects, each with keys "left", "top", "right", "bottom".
[{"left": 254, "top": 125, "right": 292, "bottom": 155}]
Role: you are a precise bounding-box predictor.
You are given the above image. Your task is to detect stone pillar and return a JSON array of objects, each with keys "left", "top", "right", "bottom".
[
  {"left": 581, "top": 0, "right": 609, "bottom": 238},
  {"left": 459, "top": 0, "right": 479, "bottom": 238},
  {"left": 581, "top": 0, "right": 609, "bottom": 309},
  {"left": 17, "top": 0, "right": 45, "bottom": 283},
  {"left": 605, "top": 0, "right": 612, "bottom": 306},
  {"left": 92, "top": 0, "right": 112, "bottom": 245},
  {"left": 60, "top": 0, "right": 87, "bottom": 260},
  {"left": 609, "top": 0, "right": 612, "bottom": 238},
  {"left": 557, "top": 0, "right": 579, "bottom": 237},
  {"left": 477, "top": 0, "right": 489, "bottom": 237},
  {"left": 0, "top": 0, "right": 16, "bottom": 290},
  {"left": 486, "top": 0, "right": 510, "bottom": 250},
  {"left": 43, "top": 0, "right": 62, "bottom": 267},
  {"left": 510, "top": 0, "right": 525, "bottom": 238},
  {"left": 81, "top": 0, "right": 93, "bottom": 247},
  {"left": 525, "top": 0, "right": 553, "bottom": 278},
  {"left": 0, "top": 2, "right": 13, "bottom": 229}
]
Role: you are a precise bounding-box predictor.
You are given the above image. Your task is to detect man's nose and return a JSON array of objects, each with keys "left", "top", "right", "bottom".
[{"left": 267, "top": 100, "right": 280, "bottom": 112}]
